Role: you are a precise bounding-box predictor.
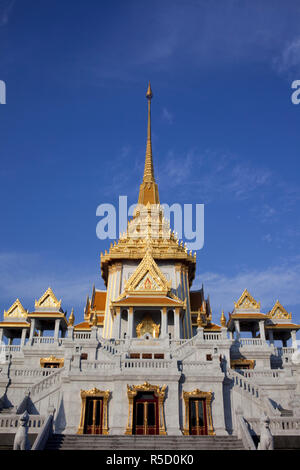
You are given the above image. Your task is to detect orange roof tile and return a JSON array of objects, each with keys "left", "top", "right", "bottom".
[
  {"left": 112, "top": 296, "right": 183, "bottom": 307},
  {"left": 265, "top": 323, "right": 300, "bottom": 330},
  {"left": 92, "top": 291, "right": 107, "bottom": 311}
]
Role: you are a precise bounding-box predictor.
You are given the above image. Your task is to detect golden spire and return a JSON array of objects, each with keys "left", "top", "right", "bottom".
[
  {"left": 220, "top": 310, "right": 226, "bottom": 327},
  {"left": 138, "top": 82, "right": 160, "bottom": 206},
  {"left": 68, "top": 308, "right": 75, "bottom": 327}
]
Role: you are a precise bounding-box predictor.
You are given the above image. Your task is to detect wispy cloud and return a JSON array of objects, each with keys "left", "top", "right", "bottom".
[
  {"left": 194, "top": 261, "right": 300, "bottom": 323},
  {"left": 0, "top": 251, "right": 102, "bottom": 321},
  {"left": 0, "top": 0, "right": 15, "bottom": 27},
  {"left": 273, "top": 37, "right": 300, "bottom": 77},
  {"left": 161, "top": 107, "right": 174, "bottom": 124}
]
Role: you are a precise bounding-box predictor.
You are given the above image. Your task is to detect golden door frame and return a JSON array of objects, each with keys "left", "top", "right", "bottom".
[
  {"left": 182, "top": 389, "right": 215, "bottom": 436},
  {"left": 125, "top": 381, "right": 167, "bottom": 435},
  {"left": 77, "top": 387, "right": 110, "bottom": 435},
  {"left": 230, "top": 359, "right": 255, "bottom": 370},
  {"left": 40, "top": 355, "right": 64, "bottom": 368}
]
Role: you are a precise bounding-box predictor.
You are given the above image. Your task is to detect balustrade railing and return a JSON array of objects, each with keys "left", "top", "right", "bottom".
[
  {"left": 122, "top": 359, "right": 172, "bottom": 369},
  {"left": 239, "top": 370, "right": 283, "bottom": 379},
  {"left": 247, "top": 417, "right": 300, "bottom": 435},
  {"left": 238, "top": 338, "right": 265, "bottom": 346},
  {"left": 13, "top": 368, "right": 53, "bottom": 378},
  {"left": 81, "top": 361, "right": 116, "bottom": 370},
  {"left": 73, "top": 332, "right": 91, "bottom": 340},
  {"left": 0, "top": 414, "right": 45, "bottom": 433},
  {"left": 29, "top": 367, "right": 64, "bottom": 398},
  {"left": 274, "top": 347, "right": 295, "bottom": 356},
  {"left": 203, "top": 332, "right": 222, "bottom": 341}
]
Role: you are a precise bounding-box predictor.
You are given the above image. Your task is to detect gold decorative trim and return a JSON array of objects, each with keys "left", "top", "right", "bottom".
[
  {"left": 124, "top": 250, "right": 170, "bottom": 296},
  {"left": 77, "top": 388, "right": 110, "bottom": 435},
  {"left": 136, "top": 314, "right": 160, "bottom": 338},
  {"left": 268, "top": 300, "right": 292, "bottom": 320},
  {"left": 40, "top": 355, "right": 64, "bottom": 368},
  {"left": 125, "top": 382, "right": 167, "bottom": 435},
  {"left": 182, "top": 389, "right": 214, "bottom": 436},
  {"left": 4, "top": 299, "right": 28, "bottom": 319},
  {"left": 35, "top": 287, "right": 62, "bottom": 310},
  {"left": 234, "top": 289, "right": 261, "bottom": 310},
  {"left": 230, "top": 359, "right": 255, "bottom": 369}
]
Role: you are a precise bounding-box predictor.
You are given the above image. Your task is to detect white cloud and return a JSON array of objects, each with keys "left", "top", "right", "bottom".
[
  {"left": 161, "top": 107, "right": 173, "bottom": 124},
  {"left": 274, "top": 37, "right": 300, "bottom": 76},
  {"left": 0, "top": 0, "right": 15, "bottom": 27},
  {"left": 193, "top": 262, "right": 300, "bottom": 323},
  {"left": 0, "top": 252, "right": 101, "bottom": 320}
]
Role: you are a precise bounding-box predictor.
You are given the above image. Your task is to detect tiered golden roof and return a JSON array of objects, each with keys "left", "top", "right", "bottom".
[{"left": 101, "top": 83, "right": 196, "bottom": 286}]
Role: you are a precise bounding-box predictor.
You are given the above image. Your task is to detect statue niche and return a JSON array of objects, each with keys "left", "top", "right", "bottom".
[{"left": 136, "top": 314, "right": 160, "bottom": 338}]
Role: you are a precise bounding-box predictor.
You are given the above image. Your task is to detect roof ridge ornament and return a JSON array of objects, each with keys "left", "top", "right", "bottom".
[{"left": 138, "top": 82, "right": 160, "bottom": 206}]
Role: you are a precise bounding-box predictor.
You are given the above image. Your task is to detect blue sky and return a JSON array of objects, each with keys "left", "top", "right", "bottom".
[{"left": 0, "top": 0, "right": 300, "bottom": 328}]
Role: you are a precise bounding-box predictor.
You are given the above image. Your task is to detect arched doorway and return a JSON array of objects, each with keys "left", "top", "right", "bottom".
[
  {"left": 77, "top": 388, "right": 110, "bottom": 435},
  {"left": 133, "top": 391, "right": 159, "bottom": 435},
  {"left": 182, "top": 389, "right": 214, "bottom": 436},
  {"left": 125, "top": 382, "right": 167, "bottom": 435}
]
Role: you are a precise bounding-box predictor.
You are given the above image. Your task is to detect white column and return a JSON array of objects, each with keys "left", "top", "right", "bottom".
[
  {"left": 259, "top": 320, "right": 266, "bottom": 341},
  {"left": 234, "top": 320, "right": 240, "bottom": 340},
  {"left": 161, "top": 308, "right": 167, "bottom": 338},
  {"left": 268, "top": 329, "right": 274, "bottom": 345},
  {"left": 21, "top": 328, "right": 27, "bottom": 346},
  {"left": 67, "top": 326, "right": 74, "bottom": 340},
  {"left": 291, "top": 330, "right": 298, "bottom": 349},
  {"left": 0, "top": 328, "right": 4, "bottom": 343},
  {"left": 29, "top": 318, "right": 36, "bottom": 342},
  {"left": 174, "top": 308, "right": 180, "bottom": 339},
  {"left": 113, "top": 308, "right": 121, "bottom": 339},
  {"left": 127, "top": 307, "right": 133, "bottom": 338},
  {"left": 54, "top": 319, "right": 60, "bottom": 340}
]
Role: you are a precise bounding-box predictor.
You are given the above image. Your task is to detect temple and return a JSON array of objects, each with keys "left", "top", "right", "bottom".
[{"left": 0, "top": 84, "right": 300, "bottom": 450}]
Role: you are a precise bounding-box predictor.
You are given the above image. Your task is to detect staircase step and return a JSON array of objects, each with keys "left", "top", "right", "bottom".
[{"left": 45, "top": 434, "right": 244, "bottom": 450}]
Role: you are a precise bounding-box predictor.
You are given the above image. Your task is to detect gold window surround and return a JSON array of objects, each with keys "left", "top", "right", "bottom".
[
  {"left": 77, "top": 388, "right": 110, "bottom": 435},
  {"left": 40, "top": 355, "right": 64, "bottom": 368},
  {"left": 182, "top": 389, "right": 214, "bottom": 436},
  {"left": 230, "top": 359, "right": 255, "bottom": 370},
  {"left": 125, "top": 382, "right": 167, "bottom": 435},
  {"left": 136, "top": 313, "right": 160, "bottom": 338}
]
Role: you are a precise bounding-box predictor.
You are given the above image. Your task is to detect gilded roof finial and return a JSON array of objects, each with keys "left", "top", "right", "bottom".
[
  {"left": 68, "top": 308, "right": 75, "bottom": 327},
  {"left": 138, "top": 82, "right": 160, "bottom": 206},
  {"left": 91, "top": 312, "right": 97, "bottom": 327},
  {"left": 220, "top": 310, "right": 226, "bottom": 327}
]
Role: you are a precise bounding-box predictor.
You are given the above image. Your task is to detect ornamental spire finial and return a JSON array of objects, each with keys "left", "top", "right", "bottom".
[{"left": 138, "top": 82, "right": 160, "bottom": 205}]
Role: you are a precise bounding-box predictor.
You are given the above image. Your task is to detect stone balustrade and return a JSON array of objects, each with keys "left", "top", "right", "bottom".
[
  {"left": 13, "top": 368, "right": 53, "bottom": 378},
  {"left": 239, "top": 370, "right": 284, "bottom": 379},
  {"left": 203, "top": 332, "right": 222, "bottom": 341},
  {"left": 81, "top": 361, "right": 117, "bottom": 370},
  {"left": 181, "top": 361, "right": 211, "bottom": 371},
  {"left": 0, "top": 414, "right": 45, "bottom": 433},
  {"left": 122, "top": 358, "right": 173, "bottom": 369},
  {"left": 238, "top": 338, "right": 265, "bottom": 347},
  {"left": 73, "top": 332, "right": 91, "bottom": 340},
  {"left": 29, "top": 368, "right": 64, "bottom": 398},
  {"left": 227, "top": 369, "right": 261, "bottom": 402},
  {"left": 274, "top": 347, "right": 295, "bottom": 356},
  {"left": 247, "top": 417, "right": 300, "bottom": 435}
]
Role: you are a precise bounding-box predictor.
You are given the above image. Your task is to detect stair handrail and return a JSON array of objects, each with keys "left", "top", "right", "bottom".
[
  {"left": 31, "top": 407, "right": 55, "bottom": 450},
  {"left": 227, "top": 368, "right": 280, "bottom": 416},
  {"left": 29, "top": 367, "right": 64, "bottom": 400},
  {"left": 235, "top": 410, "right": 256, "bottom": 450}
]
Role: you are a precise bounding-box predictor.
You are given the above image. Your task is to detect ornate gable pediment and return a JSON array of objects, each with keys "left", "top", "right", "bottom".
[
  {"left": 35, "top": 287, "right": 62, "bottom": 310},
  {"left": 124, "top": 250, "right": 170, "bottom": 295},
  {"left": 234, "top": 289, "right": 261, "bottom": 310},
  {"left": 4, "top": 299, "right": 28, "bottom": 319},
  {"left": 268, "top": 300, "right": 291, "bottom": 320}
]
